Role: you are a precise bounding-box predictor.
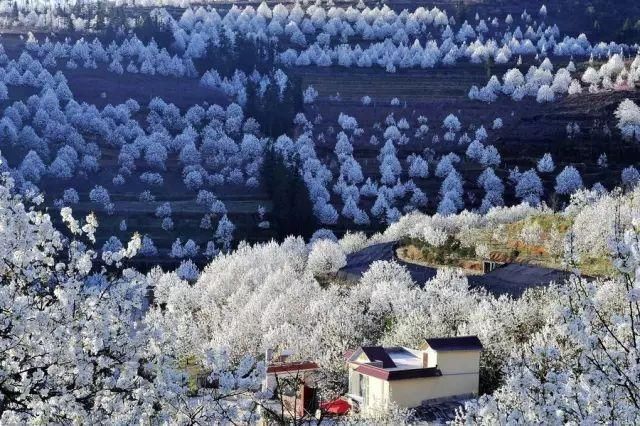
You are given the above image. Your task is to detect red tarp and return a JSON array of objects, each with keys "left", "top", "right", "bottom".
[{"left": 320, "top": 398, "right": 351, "bottom": 415}]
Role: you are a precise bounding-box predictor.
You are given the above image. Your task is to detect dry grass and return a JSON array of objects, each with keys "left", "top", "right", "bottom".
[{"left": 399, "top": 212, "right": 615, "bottom": 277}]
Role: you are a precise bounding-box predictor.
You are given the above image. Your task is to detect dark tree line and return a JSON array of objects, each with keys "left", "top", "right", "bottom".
[
  {"left": 195, "top": 33, "right": 278, "bottom": 77},
  {"left": 245, "top": 73, "right": 303, "bottom": 137},
  {"left": 262, "top": 148, "right": 316, "bottom": 241}
]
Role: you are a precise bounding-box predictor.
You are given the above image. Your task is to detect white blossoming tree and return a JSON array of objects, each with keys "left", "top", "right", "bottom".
[
  {"left": 615, "top": 98, "right": 640, "bottom": 142},
  {"left": 458, "top": 219, "right": 640, "bottom": 424},
  {"left": 0, "top": 172, "right": 265, "bottom": 423}
]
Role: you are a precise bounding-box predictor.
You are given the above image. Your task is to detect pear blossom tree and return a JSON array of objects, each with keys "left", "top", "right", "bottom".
[
  {"left": 215, "top": 214, "right": 235, "bottom": 252},
  {"left": 442, "top": 114, "right": 462, "bottom": 142},
  {"left": 537, "top": 153, "right": 555, "bottom": 173},
  {"left": 0, "top": 174, "right": 265, "bottom": 424},
  {"left": 515, "top": 169, "right": 544, "bottom": 206},
  {"left": 89, "top": 185, "right": 114, "bottom": 214},
  {"left": 614, "top": 99, "right": 640, "bottom": 142},
  {"left": 621, "top": 166, "right": 640, "bottom": 189},
  {"left": 555, "top": 165, "right": 583, "bottom": 195},
  {"left": 303, "top": 85, "right": 318, "bottom": 104},
  {"left": 459, "top": 221, "right": 640, "bottom": 424},
  {"left": 306, "top": 240, "right": 347, "bottom": 275},
  {"left": 19, "top": 150, "right": 46, "bottom": 183}
]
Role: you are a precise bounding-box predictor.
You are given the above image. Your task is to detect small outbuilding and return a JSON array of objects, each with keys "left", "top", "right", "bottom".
[{"left": 262, "top": 349, "right": 320, "bottom": 418}]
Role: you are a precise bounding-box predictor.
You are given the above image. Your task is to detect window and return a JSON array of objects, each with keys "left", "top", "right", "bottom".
[
  {"left": 349, "top": 372, "right": 368, "bottom": 403},
  {"left": 359, "top": 373, "right": 369, "bottom": 404},
  {"left": 349, "top": 370, "right": 358, "bottom": 395}
]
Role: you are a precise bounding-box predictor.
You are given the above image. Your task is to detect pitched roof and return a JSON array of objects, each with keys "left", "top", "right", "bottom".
[
  {"left": 360, "top": 346, "right": 396, "bottom": 368},
  {"left": 355, "top": 364, "right": 442, "bottom": 381},
  {"left": 266, "top": 361, "right": 319, "bottom": 375},
  {"left": 425, "top": 336, "right": 483, "bottom": 352}
]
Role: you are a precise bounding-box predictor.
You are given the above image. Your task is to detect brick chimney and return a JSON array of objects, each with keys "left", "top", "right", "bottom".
[{"left": 422, "top": 351, "right": 429, "bottom": 368}]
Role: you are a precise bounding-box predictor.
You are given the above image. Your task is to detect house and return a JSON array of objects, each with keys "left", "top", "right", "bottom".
[{"left": 345, "top": 336, "right": 483, "bottom": 412}]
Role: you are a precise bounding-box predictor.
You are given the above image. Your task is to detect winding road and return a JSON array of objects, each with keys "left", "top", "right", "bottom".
[{"left": 338, "top": 241, "right": 570, "bottom": 297}]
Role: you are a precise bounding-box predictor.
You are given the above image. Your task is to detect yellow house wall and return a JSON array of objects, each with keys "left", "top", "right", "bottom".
[
  {"left": 387, "top": 373, "right": 479, "bottom": 408},
  {"left": 355, "top": 353, "right": 369, "bottom": 363},
  {"left": 348, "top": 365, "right": 389, "bottom": 410},
  {"left": 434, "top": 350, "right": 481, "bottom": 375},
  {"left": 425, "top": 347, "right": 438, "bottom": 368},
  {"left": 365, "top": 375, "right": 389, "bottom": 409}
]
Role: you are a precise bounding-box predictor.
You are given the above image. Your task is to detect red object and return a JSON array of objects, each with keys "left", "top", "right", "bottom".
[{"left": 320, "top": 398, "right": 351, "bottom": 415}]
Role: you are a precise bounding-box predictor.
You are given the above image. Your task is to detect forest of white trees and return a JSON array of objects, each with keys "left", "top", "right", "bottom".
[
  {"left": 0, "top": 2, "right": 639, "bottom": 258},
  {"left": 2, "top": 161, "right": 640, "bottom": 422},
  {"left": 1, "top": 0, "right": 640, "bottom": 423},
  {"left": 2, "top": 1, "right": 635, "bottom": 74}
]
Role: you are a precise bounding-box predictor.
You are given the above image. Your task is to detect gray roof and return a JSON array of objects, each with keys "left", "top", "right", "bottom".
[
  {"left": 425, "top": 336, "right": 483, "bottom": 351},
  {"left": 359, "top": 346, "right": 396, "bottom": 368}
]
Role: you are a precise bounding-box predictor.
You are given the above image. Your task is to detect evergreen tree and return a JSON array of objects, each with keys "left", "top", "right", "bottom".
[{"left": 262, "top": 147, "right": 316, "bottom": 240}]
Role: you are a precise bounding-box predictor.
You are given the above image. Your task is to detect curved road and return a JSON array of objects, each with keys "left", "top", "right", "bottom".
[{"left": 338, "top": 241, "right": 569, "bottom": 297}]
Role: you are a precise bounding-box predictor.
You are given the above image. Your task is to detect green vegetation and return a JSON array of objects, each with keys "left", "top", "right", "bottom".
[
  {"left": 403, "top": 236, "right": 476, "bottom": 268},
  {"left": 400, "top": 212, "right": 615, "bottom": 277}
]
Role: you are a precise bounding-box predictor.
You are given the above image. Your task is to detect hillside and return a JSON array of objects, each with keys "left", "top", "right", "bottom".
[{"left": 1, "top": 0, "right": 640, "bottom": 423}]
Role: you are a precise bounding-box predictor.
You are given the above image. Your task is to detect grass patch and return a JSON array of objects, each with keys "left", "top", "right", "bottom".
[{"left": 399, "top": 212, "right": 615, "bottom": 277}]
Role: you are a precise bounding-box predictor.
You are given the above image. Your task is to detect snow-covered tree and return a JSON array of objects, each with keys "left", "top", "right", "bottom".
[
  {"left": 306, "top": 240, "right": 346, "bottom": 275},
  {"left": 614, "top": 99, "right": 640, "bottom": 141},
  {"left": 621, "top": 165, "right": 640, "bottom": 188},
  {"left": 537, "top": 153, "right": 555, "bottom": 173},
  {"left": 215, "top": 214, "right": 235, "bottom": 252},
  {"left": 555, "top": 165, "right": 583, "bottom": 195},
  {"left": 515, "top": 169, "right": 544, "bottom": 205}
]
